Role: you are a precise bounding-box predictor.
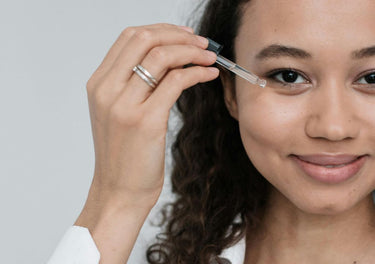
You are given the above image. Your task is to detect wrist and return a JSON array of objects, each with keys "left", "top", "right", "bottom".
[
  {"left": 75, "top": 194, "right": 155, "bottom": 230},
  {"left": 74, "top": 195, "right": 155, "bottom": 264}
]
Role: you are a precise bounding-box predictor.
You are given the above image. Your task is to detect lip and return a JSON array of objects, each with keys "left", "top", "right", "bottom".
[
  {"left": 295, "top": 154, "right": 362, "bottom": 165},
  {"left": 291, "top": 154, "right": 368, "bottom": 184}
]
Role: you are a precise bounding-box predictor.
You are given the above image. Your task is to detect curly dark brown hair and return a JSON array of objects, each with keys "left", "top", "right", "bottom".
[{"left": 146, "top": 0, "right": 271, "bottom": 263}]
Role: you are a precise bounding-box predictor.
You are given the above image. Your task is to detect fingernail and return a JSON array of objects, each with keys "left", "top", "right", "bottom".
[
  {"left": 208, "top": 67, "right": 219, "bottom": 74},
  {"left": 178, "top": 25, "right": 194, "bottom": 33},
  {"left": 205, "top": 50, "right": 217, "bottom": 60},
  {"left": 197, "top": 35, "right": 209, "bottom": 47}
]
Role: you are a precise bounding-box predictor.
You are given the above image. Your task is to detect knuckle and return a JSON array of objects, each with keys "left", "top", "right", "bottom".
[
  {"left": 109, "top": 104, "right": 144, "bottom": 127},
  {"left": 156, "top": 22, "right": 171, "bottom": 27},
  {"left": 156, "top": 23, "right": 175, "bottom": 29},
  {"left": 93, "top": 88, "right": 110, "bottom": 108},
  {"left": 148, "top": 47, "right": 167, "bottom": 63},
  {"left": 133, "top": 29, "right": 152, "bottom": 42},
  {"left": 120, "top": 27, "right": 136, "bottom": 39},
  {"left": 86, "top": 71, "right": 102, "bottom": 92},
  {"left": 86, "top": 77, "right": 95, "bottom": 92},
  {"left": 86, "top": 67, "right": 107, "bottom": 93},
  {"left": 169, "top": 70, "right": 184, "bottom": 82}
]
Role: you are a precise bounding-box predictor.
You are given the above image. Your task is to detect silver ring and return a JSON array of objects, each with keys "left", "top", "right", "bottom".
[
  {"left": 136, "top": 65, "right": 158, "bottom": 86},
  {"left": 132, "top": 66, "right": 156, "bottom": 89}
]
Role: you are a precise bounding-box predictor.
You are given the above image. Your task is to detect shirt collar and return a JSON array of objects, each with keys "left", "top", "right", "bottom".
[
  {"left": 217, "top": 234, "right": 246, "bottom": 264},
  {"left": 214, "top": 214, "right": 246, "bottom": 264}
]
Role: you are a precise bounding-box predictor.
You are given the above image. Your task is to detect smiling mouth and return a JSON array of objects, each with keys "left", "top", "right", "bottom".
[
  {"left": 301, "top": 156, "right": 363, "bottom": 168},
  {"left": 290, "top": 155, "right": 368, "bottom": 184},
  {"left": 292, "top": 154, "right": 365, "bottom": 166}
]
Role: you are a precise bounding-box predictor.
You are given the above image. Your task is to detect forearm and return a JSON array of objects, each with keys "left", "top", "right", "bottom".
[{"left": 74, "top": 195, "right": 155, "bottom": 264}]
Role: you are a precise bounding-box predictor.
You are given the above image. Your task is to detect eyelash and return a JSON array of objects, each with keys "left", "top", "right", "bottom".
[
  {"left": 265, "top": 68, "right": 375, "bottom": 89},
  {"left": 266, "top": 68, "right": 309, "bottom": 86}
]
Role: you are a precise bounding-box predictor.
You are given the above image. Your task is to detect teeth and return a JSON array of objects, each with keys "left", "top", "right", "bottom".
[
  {"left": 321, "top": 158, "right": 360, "bottom": 168},
  {"left": 323, "top": 164, "right": 347, "bottom": 168}
]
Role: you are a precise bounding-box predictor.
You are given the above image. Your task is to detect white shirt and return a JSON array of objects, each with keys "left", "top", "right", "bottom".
[
  {"left": 47, "top": 193, "right": 375, "bottom": 263},
  {"left": 46, "top": 225, "right": 246, "bottom": 264}
]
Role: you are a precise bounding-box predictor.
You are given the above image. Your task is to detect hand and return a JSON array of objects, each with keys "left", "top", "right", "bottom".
[
  {"left": 84, "top": 23, "right": 219, "bottom": 211},
  {"left": 75, "top": 23, "right": 218, "bottom": 264}
]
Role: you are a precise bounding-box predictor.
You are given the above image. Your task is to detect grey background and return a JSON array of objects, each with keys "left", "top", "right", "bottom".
[
  {"left": 3, "top": 1, "right": 374, "bottom": 264},
  {"left": 0, "top": 0, "right": 200, "bottom": 263}
]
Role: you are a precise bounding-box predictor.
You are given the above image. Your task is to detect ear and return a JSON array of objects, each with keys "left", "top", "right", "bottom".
[{"left": 220, "top": 70, "right": 239, "bottom": 120}]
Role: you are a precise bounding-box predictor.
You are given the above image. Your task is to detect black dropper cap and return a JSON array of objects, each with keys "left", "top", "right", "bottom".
[{"left": 206, "top": 38, "right": 224, "bottom": 55}]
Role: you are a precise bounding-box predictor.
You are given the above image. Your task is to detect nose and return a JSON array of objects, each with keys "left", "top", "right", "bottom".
[{"left": 305, "top": 80, "right": 360, "bottom": 141}]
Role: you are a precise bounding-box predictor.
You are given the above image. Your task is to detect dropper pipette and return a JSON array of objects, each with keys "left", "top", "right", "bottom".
[{"left": 206, "top": 38, "right": 267, "bottom": 88}]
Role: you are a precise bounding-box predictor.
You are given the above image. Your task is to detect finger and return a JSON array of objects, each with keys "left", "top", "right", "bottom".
[
  {"left": 124, "top": 45, "right": 217, "bottom": 104},
  {"left": 91, "top": 23, "right": 193, "bottom": 80},
  {"left": 106, "top": 27, "right": 209, "bottom": 84},
  {"left": 87, "top": 24, "right": 197, "bottom": 112},
  {"left": 145, "top": 66, "right": 220, "bottom": 118}
]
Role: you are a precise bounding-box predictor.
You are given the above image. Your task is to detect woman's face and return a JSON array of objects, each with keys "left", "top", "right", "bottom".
[{"left": 227, "top": 0, "right": 375, "bottom": 215}]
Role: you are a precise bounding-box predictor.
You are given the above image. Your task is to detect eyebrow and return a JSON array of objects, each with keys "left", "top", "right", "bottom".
[
  {"left": 255, "top": 44, "right": 375, "bottom": 60},
  {"left": 351, "top": 46, "right": 375, "bottom": 59},
  {"left": 255, "top": 45, "right": 311, "bottom": 60}
]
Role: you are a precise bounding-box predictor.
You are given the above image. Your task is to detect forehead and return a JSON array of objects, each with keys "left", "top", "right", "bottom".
[{"left": 237, "top": 0, "right": 375, "bottom": 57}]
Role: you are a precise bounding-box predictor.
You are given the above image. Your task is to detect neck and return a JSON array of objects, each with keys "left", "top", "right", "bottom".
[{"left": 245, "top": 188, "right": 375, "bottom": 264}]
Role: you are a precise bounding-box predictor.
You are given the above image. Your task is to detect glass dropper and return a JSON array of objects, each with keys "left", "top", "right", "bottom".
[{"left": 206, "top": 38, "right": 267, "bottom": 88}]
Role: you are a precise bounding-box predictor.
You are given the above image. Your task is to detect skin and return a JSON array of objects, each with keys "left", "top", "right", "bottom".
[
  {"left": 223, "top": 0, "right": 375, "bottom": 263},
  {"left": 74, "top": 1, "right": 375, "bottom": 263},
  {"left": 75, "top": 24, "right": 219, "bottom": 264}
]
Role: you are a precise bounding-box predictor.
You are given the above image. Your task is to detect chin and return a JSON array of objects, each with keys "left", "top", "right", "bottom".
[{"left": 291, "top": 191, "right": 365, "bottom": 216}]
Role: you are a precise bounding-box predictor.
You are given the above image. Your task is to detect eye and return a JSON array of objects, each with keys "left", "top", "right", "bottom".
[
  {"left": 267, "top": 68, "right": 309, "bottom": 85},
  {"left": 356, "top": 71, "right": 375, "bottom": 84}
]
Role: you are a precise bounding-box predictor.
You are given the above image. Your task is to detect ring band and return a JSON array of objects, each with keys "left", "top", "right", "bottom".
[
  {"left": 136, "top": 65, "right": 158, "bottom": 86},
  {"left": 132, "top": 65, "right": 158, "bottom": 89}
]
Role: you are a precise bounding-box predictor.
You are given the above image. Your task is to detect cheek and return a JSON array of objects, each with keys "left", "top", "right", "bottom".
[
  {"left": 235, "top": 85, "right": 307, "bottom": 186},
  {"left": 237, "top": 89, "right": 305, "bottom": 158}
]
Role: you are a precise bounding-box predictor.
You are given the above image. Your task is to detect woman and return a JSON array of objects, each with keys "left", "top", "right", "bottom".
[{"left": 47, "top": 0, "right": 375, "bottom": 263}]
